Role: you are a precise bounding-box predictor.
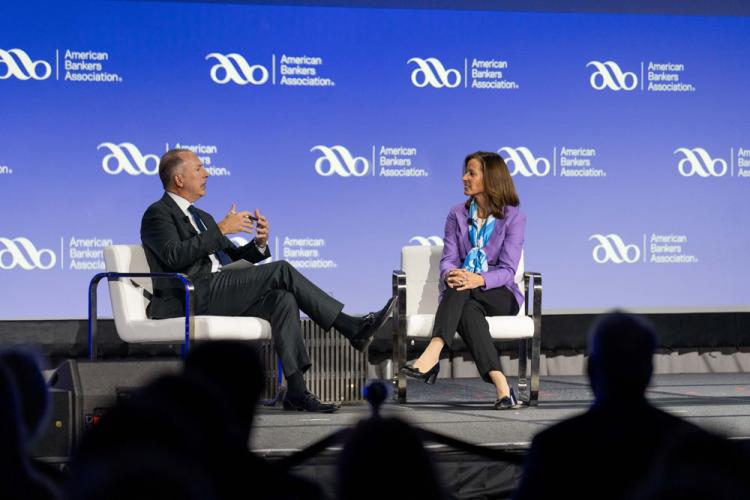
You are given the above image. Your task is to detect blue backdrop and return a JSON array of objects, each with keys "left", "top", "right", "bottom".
[{"left": 1, "top": 1, "right": 749, "bottom": 318}]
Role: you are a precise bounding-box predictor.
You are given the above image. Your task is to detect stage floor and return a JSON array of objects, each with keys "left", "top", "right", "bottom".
[{"left": 251, "top": 373, "right": 750, "bottom": 454}]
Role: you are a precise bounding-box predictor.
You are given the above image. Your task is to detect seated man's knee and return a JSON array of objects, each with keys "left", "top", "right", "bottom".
[
  {"left": 273, "top": 290, "right": 298, "bottom": 311},
  {"left": 271, "top": 260, "right": 294, "bottom": 276}
]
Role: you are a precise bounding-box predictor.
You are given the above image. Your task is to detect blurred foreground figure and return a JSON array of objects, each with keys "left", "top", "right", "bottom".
[{"left": 514, "top": 311, "right": 741, "bottom": 500}]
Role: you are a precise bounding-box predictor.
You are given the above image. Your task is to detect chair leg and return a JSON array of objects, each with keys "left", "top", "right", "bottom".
[
  {"left": 392, "top": 327, "right": 408, "bottom": 403},
  {"left": 392, "top": 271, "right": 408, "bottom": 403},
  {"left": 386, "top": 349, "right": 407, "bottom": 403},
  {"left": 379, "top": 359, "right": 394, "bottom": 380},
  {"left": 517, "top": 338, "right": 529, "bottom": 404},
  {"left": 530, "top": 334, "right": 541, "bottom": 406},
  {"left": 396, "top": 370, "right": 407, "bottom": 403}
]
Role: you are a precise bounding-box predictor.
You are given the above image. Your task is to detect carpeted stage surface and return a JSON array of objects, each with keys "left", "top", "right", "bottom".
[{"left": 252, "top": 373, "right": 750, "bottom": 453}]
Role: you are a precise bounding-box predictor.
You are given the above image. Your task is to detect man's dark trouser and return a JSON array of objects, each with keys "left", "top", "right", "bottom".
[
  {"left": 432, "top": 286, "right": 520, "bottom": 383},
  {"left": 200, "top": 260, "right": 345, "bottom": 377}
]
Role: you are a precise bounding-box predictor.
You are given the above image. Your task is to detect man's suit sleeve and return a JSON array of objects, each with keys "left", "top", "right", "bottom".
[
  {"left": 141, "top": 205, "right": 227, "bottom": 270},
  {"left": 196, "top": 209, "right": 271, "bottom": 264},
  {"left": 227, "top": 239, "right": 271, "bottom": 264}
]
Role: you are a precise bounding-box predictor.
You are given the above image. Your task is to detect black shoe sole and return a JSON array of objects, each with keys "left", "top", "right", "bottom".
[
  {"left": 350, "top": 296, "right": 398, "bottom": 353},
  {"left": 400, "top": 365, "right": 439, "bottom": 384},
  {"left": 282, "top": 400, "right": 340, "bottom": 413}
]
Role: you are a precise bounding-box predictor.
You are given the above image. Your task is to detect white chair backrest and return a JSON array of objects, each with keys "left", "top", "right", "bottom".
[
  {"left": 401, "top": 245, "right": 525, "bottom": 316},
  {"left": 104, "top": 245, "right": 153, "bottom": 324}
]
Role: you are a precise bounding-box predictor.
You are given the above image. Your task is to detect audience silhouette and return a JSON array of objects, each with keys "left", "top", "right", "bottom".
[
  {"left": 0, "top": 349, "right": 60, "bottom": 500},
  {"left": 4, "top": 320, "right": 748, "bottom": 499},
  {"left": 67, "top": 341, "right": 320, "bottom": 500},
  {"left": 337, "top": 416, "right": 447, "bottom": 500},
  {"left": 183, "top": 341, "right": 322, "bottom": 499},
  {"left": 514, "top": 311, "right": 735, "bottom": 500},
  {"left": 631, "top": 424, "right": 750, "bottom": 499}
]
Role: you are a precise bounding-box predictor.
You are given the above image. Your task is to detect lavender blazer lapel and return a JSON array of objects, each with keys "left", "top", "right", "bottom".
[
  {"left": 456, "top": 205, "right": 470, "bottom": 256},
  {"left": 484, "top": 216, "right": 507, "bottom": 259}
]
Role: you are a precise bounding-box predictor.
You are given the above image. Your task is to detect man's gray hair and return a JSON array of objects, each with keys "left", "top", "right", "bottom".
[{"left": 158, "top": 149, "right": 193, "bottom": 189}]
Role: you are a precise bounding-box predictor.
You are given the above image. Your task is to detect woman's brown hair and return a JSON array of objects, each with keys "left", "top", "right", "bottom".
[{"left": 463, "top": 151, "right": 520, "bottom": 218}]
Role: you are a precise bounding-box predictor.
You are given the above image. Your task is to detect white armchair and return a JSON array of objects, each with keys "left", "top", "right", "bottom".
[
  {"left": 392, "top": 245, "right": 542, "bottom": 405},
  {"left": 87, "top": 245, "right": 272, "bottom": 359}
]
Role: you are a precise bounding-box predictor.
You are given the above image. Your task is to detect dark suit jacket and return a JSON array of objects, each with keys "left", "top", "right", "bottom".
[{"left": 140, "top": 193, "right": 270, "bottom": 319}]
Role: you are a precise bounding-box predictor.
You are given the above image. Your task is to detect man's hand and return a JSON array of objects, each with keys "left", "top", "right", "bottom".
[
  {"left": 217, "top": 203, "right": 255, "bottom": 236},
  {"left": 254, "top": 209, "right": 269, "bottom": 247},
  {"left": 445, "top": 268, "right": 485, "bottom": 291}
]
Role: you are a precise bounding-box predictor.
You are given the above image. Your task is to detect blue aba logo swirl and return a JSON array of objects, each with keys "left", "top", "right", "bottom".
[
  {"left": 589, "top": 234, "right": 640, "bottom": 264},
  {"left": 0, "top": 48, "right": 52, "bottom": 81},
  {"left": 0, "top": 237, "right": 56, "bottom": 270},
  {"left": 498, "top": 147, "right": 551, "bottom": 177},
  {"left": 206, "top": 53, "right": 269, "bottom": 85},
  {"left": 674, "top": 148, "right": 728, "bottom": 177},
  {"left": 407, "top": 57, "right": 461, "bottom": 88},
  {"left": 586, "top": 61, "right": 638, "bottom": 91},
  {"left": 311, "top": 145, "right": 370, "bottom": 177},
  {"left": 98, "top": 142, "right": 160, "bottom": 176}
]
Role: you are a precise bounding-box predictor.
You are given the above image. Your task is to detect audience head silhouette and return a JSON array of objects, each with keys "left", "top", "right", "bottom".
[
  {"left": 587, "top": 311, "right": 656, "bottom": 405},
  {"left": 183, "top": 340, "right": 264, "bottom": 440},
  {"left": 0, "top": 352, "right": 59, "bottom": 500},
  {"left": 69, "top": 373, "right": 242, "bottom": 499},
  {"left": 337, "top": 416, "right": 445, "bottom": 500},
  {"left": 0, "top": 348, "right": 49, "bottom": 442}
]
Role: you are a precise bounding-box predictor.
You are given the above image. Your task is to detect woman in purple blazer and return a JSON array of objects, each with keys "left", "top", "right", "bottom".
[{"left": 400, "top": 151, "right": 526, "bottom": 409}]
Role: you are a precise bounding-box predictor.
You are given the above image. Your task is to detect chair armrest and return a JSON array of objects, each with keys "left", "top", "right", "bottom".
[
  {"left": 392, "top": 270, "right": 407, "bottom": 339},
  {"left": 88, "top": 272, "right": 195, "bottom": 361},
  {"left": 523, "top": 271, "right": 542, "bottom": 319}
]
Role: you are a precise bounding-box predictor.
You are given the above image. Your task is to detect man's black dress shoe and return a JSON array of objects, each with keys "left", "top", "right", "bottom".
[
  {"left": 399, "top": 362, "right": 440, "bottom": 385},
  {"left": 494, "top": 387, "right": 520, "bottom": 410},
  {"left": 349, "top": 296, "right": 398, "bottom": 353},
  {"left": 283, "top": 390, "right": 340, "bottom": 413}
]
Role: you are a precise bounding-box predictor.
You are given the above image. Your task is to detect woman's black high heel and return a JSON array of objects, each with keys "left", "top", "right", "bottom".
[
  {"left": 494, "top": 387, "right": 519, "bottom": 410},
  {"left": 399, "top": 362, "right": 440, "bottom": 384}
]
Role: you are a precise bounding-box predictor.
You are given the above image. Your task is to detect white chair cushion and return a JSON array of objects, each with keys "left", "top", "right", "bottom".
[
  {"left": 105, "top": 245, "right": 272, "bottom": 344},
  {"left": 116, "top": 315, "right": 272, "bottom": 343},
  {"left": 406, "top": 314, "right": 534, "bottom": 339}
]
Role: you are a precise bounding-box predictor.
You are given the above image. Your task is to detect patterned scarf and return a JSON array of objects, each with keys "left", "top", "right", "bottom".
[{"left": 462, "top": 199, "right": 496, "bottom": 273}]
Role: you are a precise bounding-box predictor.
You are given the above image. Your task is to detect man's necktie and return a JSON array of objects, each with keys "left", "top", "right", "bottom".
[{"left": 187, "top": 205, "right": 233, "bottom": 266}]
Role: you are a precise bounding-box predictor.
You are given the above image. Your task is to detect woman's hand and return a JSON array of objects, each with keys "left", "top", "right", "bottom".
[{"left": 445, "top": 269, "right": 485, "bottom": 291}]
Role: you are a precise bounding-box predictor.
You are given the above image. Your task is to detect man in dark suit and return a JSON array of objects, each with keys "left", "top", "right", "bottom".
[
  {"left": 141, "top": 149, "right": 395, "bottom": 413},
  {"left": 513, "top": 311, "right": 714, "bottom": 499}
]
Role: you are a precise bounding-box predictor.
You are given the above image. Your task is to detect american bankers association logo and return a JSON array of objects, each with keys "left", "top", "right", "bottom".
[
  {"left": 409, "top": 236, "right": 443, "bottom": 246},
  {"left": 498, "top": 147, "right": 551, "bottom": 177},
  {"left": 98, "top": 142, "right": 159, "bottom": 175},
  {"left": 206, "top": 53, "right": 269, "bottom": 85},
  {"left": 407, "top": 57, "right": 461, "bottom": 88},
  {"left": 311, "top": 145, "right": 370, "bottom": 177},
  {"left": 674, "top": 148, "right": 728, "bottom": 177},
  {"left": 586, "top": 61, "right": 637, "bottom": 91},
  {"left": 0, "top": 48, "right": 52, "bottom": 81},
  {"left": 589, "top": 234, "right": 640, "bottom": 264},
  {"left": 0, "top": 237, "right": 56, "bottom": 270}
]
